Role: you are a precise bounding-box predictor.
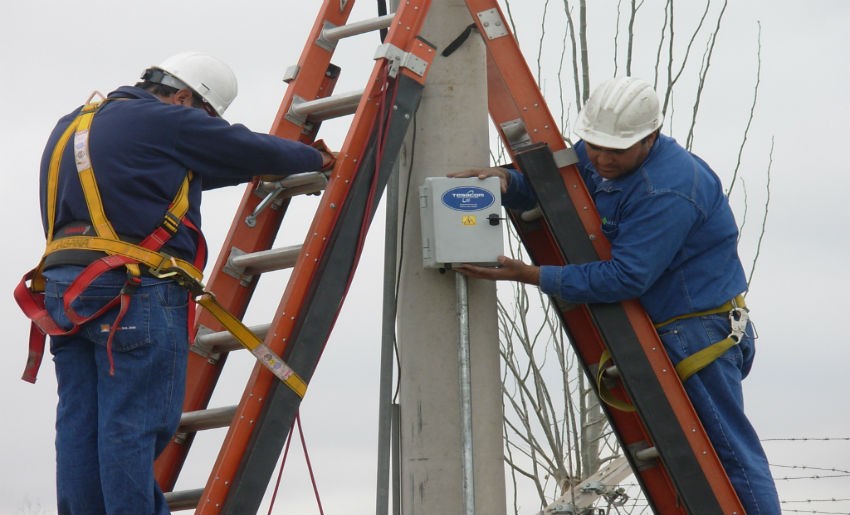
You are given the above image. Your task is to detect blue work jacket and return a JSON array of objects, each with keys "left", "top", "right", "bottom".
[
  {"left": 503, "top": 134, "right": 747, "bottom": 323},
  {"left": 40, "top": 86, "right": 323, "bottom": 264}
]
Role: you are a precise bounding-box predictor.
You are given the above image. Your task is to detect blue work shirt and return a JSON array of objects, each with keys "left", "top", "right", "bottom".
[
  {"left": 503, "top": 134, "right": 747, "bottom": 323},
  {"left": 40, "top": 86, "right": 323, "bottom": 265}
]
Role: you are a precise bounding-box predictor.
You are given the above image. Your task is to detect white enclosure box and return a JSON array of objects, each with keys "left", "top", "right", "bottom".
[{"left": 419, "top": 176, "right": 504, "bottom": 269}]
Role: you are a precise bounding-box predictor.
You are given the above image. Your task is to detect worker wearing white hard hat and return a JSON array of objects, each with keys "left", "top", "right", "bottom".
[
  {"left": 449, "top": 77, "right": 781, "bottom": 514},
  {"left": 142, "top": 51, "right": 239, "bottom": 117},
  {"left": 26, "top": 51, "right": 334, "bottom": 514}
]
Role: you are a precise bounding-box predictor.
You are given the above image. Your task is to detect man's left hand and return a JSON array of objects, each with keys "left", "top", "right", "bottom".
[{"left": 454, "top": 256, "right": 540, "bottom": 286}]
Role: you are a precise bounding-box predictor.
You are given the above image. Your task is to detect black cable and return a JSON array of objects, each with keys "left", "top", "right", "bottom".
[
  {"left": 442, "top": 23, "right": 477, "bottom": 57},
  {"left": 392, "top": 114, "right": 416, "bottom": 404},
  {"left": 377, "top": 0, "right": 388, "bottom": 42}
]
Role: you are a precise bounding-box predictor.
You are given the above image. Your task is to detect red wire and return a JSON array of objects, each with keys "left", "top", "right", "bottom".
[
  {"left": 297, "top": 415, "right": 325, "bottom": 515},
  {"left": 266, "top": 414, "right": 324, "bottom": 515},
  {"left": 267, "top": 418, "right": 296, "bottom": 515}
]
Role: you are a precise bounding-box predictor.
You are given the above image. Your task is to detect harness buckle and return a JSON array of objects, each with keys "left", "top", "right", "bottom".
[
  {"left": 149, "top": 256, "right": 180, "bottom": 279},
  {"left": 727, "top": 307, "right": 749, "bottom": 344}
]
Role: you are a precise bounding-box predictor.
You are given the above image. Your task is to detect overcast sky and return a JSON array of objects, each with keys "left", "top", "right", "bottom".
[{"left": 1, "top": 1, "right": 848, "bottom": 514}]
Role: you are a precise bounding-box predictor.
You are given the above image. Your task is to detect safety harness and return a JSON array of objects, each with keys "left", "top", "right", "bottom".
[
  {"left": 655, "top": 294, "right": 750, "bottom": 382},
  {"left": 15, "top": 96, "right": 307, "bottom": 398},
  {"left": 596, "top": 295, "right": 750, "bottom": 412}
]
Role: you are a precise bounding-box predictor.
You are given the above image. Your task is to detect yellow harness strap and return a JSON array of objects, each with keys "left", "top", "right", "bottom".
[
  {"left": 596, "top": 295, "right": 749, "bottom": 412},
  {"left": 195, "top": 294, "right": 308, "bottom": 397},
  {"left": 595, "top": 350, "right": 636, "bottom": 412},
  {"left": 655, "top": 295, "right": 749, "bottom": 382}
]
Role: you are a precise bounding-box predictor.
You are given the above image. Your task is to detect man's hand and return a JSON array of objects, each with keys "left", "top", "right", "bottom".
[
  {"left": 447, "top": 166, "right": 510, "bottom": 193},
  {"left": 454, "top": 256, "right": 540, "bottom": 286}
]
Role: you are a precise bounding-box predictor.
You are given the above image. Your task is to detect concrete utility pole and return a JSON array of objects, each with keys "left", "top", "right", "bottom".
[{"left": 396, "top": 1, "right": 507, "bottom": 514}]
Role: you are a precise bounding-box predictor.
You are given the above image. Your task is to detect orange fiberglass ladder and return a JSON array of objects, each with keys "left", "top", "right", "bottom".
[
  {"left": 153, "top": 0, "right": 743, "bottom": 513},
  {"left": 154, "top": 0, "right": 434, "bottom": 512},
  {"left": 463, "top": 1, "right": 746, "bottom": 513}
]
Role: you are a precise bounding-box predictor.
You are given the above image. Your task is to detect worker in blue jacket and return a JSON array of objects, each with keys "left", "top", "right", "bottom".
[
  {"left": 36, "top": 52, "right": 333, "bottom": 515},
  {"left": 451, "top": 77, "right": 780, "bottom": 514}
]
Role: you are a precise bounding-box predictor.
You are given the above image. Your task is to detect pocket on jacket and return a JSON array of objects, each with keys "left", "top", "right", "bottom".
[{"left": 601, "top": 219, "right": 619, "bottom": 239}]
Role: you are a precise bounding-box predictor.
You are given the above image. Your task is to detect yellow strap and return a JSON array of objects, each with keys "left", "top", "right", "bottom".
[
  {"left": 654, "top": 295, "right": 746, "bottom": 329},
  {"left": 656, "top": 295, "right": 748, "bottom": 382},
  {"left": 595, "top": 350, "right": 636, "bottom": 413},
  {"left": 674, "top": 336, "right": 738, "bottom": 382},
  {"left": 74, "top": 105, "right": 121, "bottom": 241},
  {"left": 44, "top": 236, "right": 204, "bottom": 281},
  {"left": 43, "top": 235, "right": 307, "bottom": 398},
  {"left": 196, "top": 294, "right": 308, "bottom": 398},
  {"left": 46, "top": 120, "right": 82, "bottom": 243}
]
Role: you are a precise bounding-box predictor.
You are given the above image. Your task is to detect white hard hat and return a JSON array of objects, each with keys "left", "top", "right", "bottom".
[
  {"left": 150, "top": 51, "right": 238, "bottom": 116},
  {"left": 574, "top": 77, "right": 662, "bottom": 149}
]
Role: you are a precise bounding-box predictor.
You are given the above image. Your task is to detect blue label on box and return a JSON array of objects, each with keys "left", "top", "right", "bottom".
[{"left": 441, "top": 186, "right": 495, "bottom": 212}]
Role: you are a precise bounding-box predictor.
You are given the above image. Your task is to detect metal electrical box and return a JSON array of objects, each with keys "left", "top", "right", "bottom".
[{"left": 419, "top": 176, "right": 504, "bottom": 269}]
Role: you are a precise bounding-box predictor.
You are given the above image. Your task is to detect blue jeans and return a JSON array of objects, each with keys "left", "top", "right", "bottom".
[
  {"left": 44, "top": 265, "right": 189, "bottom": 515},
  {"left": 658, "top": 313, "right": 781, "bottom": 515}
]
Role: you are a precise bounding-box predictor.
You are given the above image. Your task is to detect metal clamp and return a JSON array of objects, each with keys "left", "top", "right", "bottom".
[
  {"left": 728, "top": 307, "right": 749, "bottom": 343},
  {"left": 374, "top": 43, "right": 429, "bottom": 78}
]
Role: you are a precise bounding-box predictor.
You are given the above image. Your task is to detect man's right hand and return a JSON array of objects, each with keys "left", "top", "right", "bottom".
[{"left": 447, "top": 166, "right": 510, "bottom": 193}]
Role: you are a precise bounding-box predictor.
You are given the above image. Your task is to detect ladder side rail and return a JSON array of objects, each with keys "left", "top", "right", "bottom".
[
  {"left": 464, "top": 0, "right": 744, "bottom": 513},
  {"left": 154, "top": 4, "right": 353, "bottom": 493},
  {"left": 222, "top": 73, "right": 428, "bottom": 513},
  {"left": 194, "top": 2, "right": 434, "bottom": 511}
]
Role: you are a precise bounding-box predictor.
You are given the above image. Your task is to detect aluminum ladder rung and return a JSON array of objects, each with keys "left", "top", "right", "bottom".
[
  {"left": 178, "top": 406, "right": 237, "bottom": 433},
  {"left": 195, "top": 323, "right": 271, "bottom": 355},
  {"left": 321, "top": 13, "right": 395, "bottom": 43},
  {"left": 635, "top": 446, "right": 660, "bottom": 461},
  {"left": 164, "top": 488, "right": 203, "bottom": 511},
  {"left": 290, "top": 89, "right": 364, "bottom": 123},
  {"left": 259, "top": 171, "right": 329, "bottom": 198},
  {"left": 229, "top": 245, "right": 302, "bottom": 275}
]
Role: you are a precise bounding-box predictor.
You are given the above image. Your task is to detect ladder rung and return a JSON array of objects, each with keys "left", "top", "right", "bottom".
[
  {"left": 229, "top": 245, "right": 302, "bottom": 275},
  {"left": 262, "top": 170, "right": 328, "bottom": 191},
  {"left": 290, "top": 90, "right": 364, "bottom": 122},
  {"left": 179, "top": 406, "right": 237, "bottom": 433},
  {"left": 321, "top": 13, "right": 395, "bottom": 43},
  {"left": 604, "top": 365, "right": 620, "bottom": 378},
  {"left": 195, "top": 323, "right": 271, "bottom": 355},
  {"left": 635, "top": 446, "right": 660, "bottom": 461},
  {"left": 520, "top": 206, "right": 543, "bottom": 222},
  {"left": 164, "top": 488, "right": 203, "bottom": 511},
  {"left": 258, "top": 171, "right": 328, "bottom": 199}
]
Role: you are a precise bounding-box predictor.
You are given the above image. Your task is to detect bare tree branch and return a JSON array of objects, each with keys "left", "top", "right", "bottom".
[
  {"left": 626, "top": 0, "right": 636, "bottom": 75},
  {"left": 746, "top": 137, "right": 773, "bottom": 289},
  {"left": 561, "top": 1, "right": 583, "bottom": 109},
  {"left": 660, "top": 0, "right": 712, "bottom": 119},
  {"left": 686, "top": 0, "right": 728, "bottom": 149},
  {"left": 727, "top": 21, "right": 763, "bottom": 198}
]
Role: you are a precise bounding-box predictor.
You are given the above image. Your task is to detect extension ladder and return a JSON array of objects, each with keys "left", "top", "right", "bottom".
[
  {"left": 462, "top": 0, "right": 746, "bottom": 513},
  {"left": 154, "top": 1, "right": 434, "bottom": 512}
]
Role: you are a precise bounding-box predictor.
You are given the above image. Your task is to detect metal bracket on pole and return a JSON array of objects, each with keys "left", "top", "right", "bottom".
[
  {"left": 476, "top": 8, "right": 509, "bottom": 40},
  {"left": 374, "top": 43, "right": 430, "bottom": 78},
  {"left": 500, "top": 118, "right": 533, "bottom": 151}
]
